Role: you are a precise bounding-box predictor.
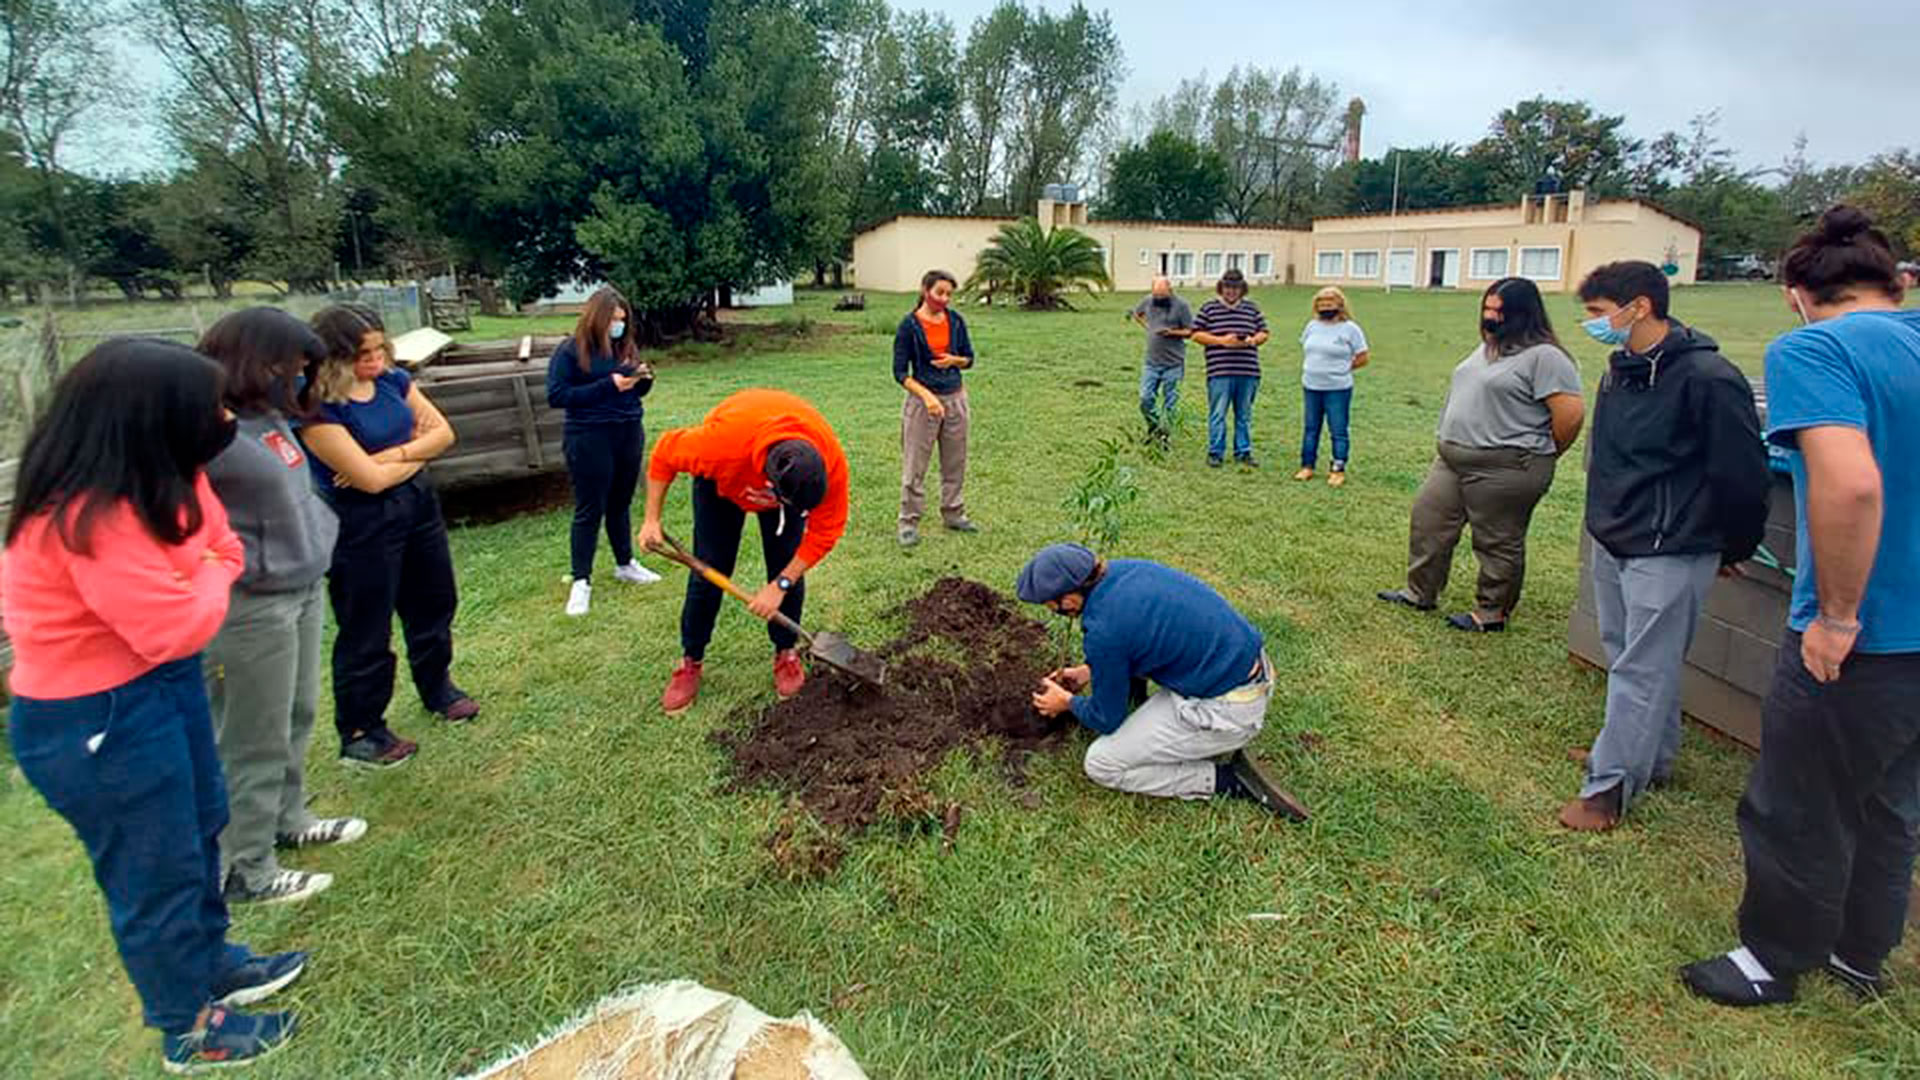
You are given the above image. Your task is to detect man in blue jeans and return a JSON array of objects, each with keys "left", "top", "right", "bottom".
[
  {"left": 1128, "top": 276, "right": 1192, "bottom": 445},
  {"left": 1191, "top": 268, "right": 1268, "bottom": 467}
]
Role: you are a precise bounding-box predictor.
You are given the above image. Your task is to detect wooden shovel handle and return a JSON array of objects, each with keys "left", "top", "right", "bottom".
[{"left": 657, "top": 531, "right": 810, "bottom": 641}]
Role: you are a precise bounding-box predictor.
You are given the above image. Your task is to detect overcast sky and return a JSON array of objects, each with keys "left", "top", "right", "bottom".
[{"left": 72, "top": 0, "right": 1910, "bottom": 177}]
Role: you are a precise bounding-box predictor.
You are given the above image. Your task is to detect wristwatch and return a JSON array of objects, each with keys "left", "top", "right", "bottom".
[{"left": 776, "top": 576, "right": 794, "bottom": 592}]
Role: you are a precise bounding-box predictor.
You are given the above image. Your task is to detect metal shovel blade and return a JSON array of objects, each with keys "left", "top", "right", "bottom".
[{"left": 807, "top": 630, "right": 888, "bottom": 687}]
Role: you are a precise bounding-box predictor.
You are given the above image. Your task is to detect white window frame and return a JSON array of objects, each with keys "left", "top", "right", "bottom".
[
  {"left": 1172, "top": 251, "right": 1195, "bottom": 279},
  {"left": 1315, "top": 250, "right": 1346, "bottom": 279},
  {"left": 1201, "top": 251, "right": 1224, "bottom": 277},
  {"left": 1251, "top": 252, "right": 1274, "bottom": 277},
  {"left": 1468, "top": 247, "right": 1511, "bottom": 280},
  {"left": 1349, "top": 249, "right": 1382, "bottom": 280},
  {"left": 1137, "top": 247, "right": 1151, "bottom": 267},
  {"left": 1225, "top": 251, "right": 1247, "bottom": 273},
  {"left": 1519, "top": 245, "right": 1563, "bottom": 281}
]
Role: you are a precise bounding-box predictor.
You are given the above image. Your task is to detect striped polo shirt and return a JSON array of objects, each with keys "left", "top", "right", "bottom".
[{"left": 1193, "top": 298, "right": 1267, "bottom": 379}]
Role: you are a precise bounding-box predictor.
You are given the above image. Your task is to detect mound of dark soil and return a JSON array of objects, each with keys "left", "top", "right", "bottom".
[{"left": 712, "top": 578, "right": 1075, "bottom": 875}]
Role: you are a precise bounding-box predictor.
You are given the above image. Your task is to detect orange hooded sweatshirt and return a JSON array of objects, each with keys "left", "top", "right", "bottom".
[{"left": 648, "top": 389, "right": 850, "bottom": 567}]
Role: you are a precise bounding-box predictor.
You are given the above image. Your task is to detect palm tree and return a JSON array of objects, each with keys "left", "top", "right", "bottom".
[{"left": 964, "top": 218, "right": 1112, "bottom": 310}]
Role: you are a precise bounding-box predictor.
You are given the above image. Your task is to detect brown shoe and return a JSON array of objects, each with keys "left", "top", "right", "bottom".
[
  {"left": 1292, "top": 467, "right": 1315, "bottom": 481},
  {"left": 1327, "top": 470, "right": 1347, "bottom": 488},
  {"left": 1558, "top": 787, "right": 1621, "bottom": 831}
]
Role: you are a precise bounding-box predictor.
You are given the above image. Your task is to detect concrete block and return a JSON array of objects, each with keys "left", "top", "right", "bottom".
[
  {"left": 1724, "top": 625, "right": 1782, "bottom": 698},
  {"left": 1686, "top": 618, "right": 1733, "bottom": 680},
  {"left": 1705, "top": 574, "right": 1791, "bottom": 636},
  {"left": 1680, "top": 666, "right": 1763, "bottom": 750},
  {"left": 1568, "top": 608, "right": 1606, "bottom": 670}
]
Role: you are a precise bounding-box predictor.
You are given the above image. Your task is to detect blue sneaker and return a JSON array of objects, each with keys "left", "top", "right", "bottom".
[
  {"left": 211, "top": 950, "right": 308, "bottom": 1008},
  {"left": 162, "top": 1006, "right": 297, "bottom": 1074}
]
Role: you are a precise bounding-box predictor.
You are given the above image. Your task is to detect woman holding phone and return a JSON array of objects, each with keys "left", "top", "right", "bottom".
[{"left": 548, "top": 286, "right": 660, "bottom": 616}]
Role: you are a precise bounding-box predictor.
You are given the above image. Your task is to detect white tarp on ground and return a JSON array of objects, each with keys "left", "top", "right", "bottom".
[{"left": 457, "top": 980, "right": 869, "bottom": 1080}]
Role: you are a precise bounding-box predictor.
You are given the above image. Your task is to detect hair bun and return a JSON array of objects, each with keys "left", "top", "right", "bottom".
[{"left": 1817, "top": 205, "right": 1874, "bottom": 243}]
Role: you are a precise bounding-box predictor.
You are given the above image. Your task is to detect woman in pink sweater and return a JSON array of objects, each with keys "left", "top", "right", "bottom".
[{"left": 2, "top": 340, "right": 306, "bottom": 1073}]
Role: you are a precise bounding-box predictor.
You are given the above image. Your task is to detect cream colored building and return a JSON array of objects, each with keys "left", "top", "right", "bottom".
[
  {"left": 853, "top": 196, "right": 1311, "bottom": 293},
  {"left": 1308, "top": 192, "right": 1701, "bottom": 293},
  {"left": 852, "top": 190, "right": 1701, "bottom": 296}
]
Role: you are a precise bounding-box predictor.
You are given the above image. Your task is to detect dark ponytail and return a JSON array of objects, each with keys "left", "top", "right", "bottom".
[{"left": 1780, "top": 205, "right": 1901, "bottom": 304}]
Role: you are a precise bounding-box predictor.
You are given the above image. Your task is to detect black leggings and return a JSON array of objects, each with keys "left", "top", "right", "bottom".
[
  {"left": 679, "top": 478, "right": 806, "bottom": 660},
  {"left": 564, "top": 420, "right": 643, "bottom": 581},
  {"left": 326, "top": 478, "right": 460, "bottom": 743}
]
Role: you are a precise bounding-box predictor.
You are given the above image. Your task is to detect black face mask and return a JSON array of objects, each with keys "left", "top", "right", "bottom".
[
  {"left": 1317, "top": 309, "right": 1339, "bottom": 321},
  {"left": 196, "top": 414, "right": 239, "bottom": 466},
  {"left": 1480, "top": 316, "right": 1502, "bottom": 336},
  {"left": 1151, "top": 296, "right": 1171, "bottom": 308}
]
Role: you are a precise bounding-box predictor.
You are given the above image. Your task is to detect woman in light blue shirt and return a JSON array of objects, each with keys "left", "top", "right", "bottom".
[{"left": 1295, "top": 286, "right": 1369, "bottom": 487}]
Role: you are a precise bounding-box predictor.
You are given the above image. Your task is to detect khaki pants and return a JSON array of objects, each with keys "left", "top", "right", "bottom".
[
  {"left": 1083, "top": 655, "right": 1272, "bottom": 799},
  {"left": 899, "top": 388, "right": 970, "bottom": 527},
  {"left": 1404, "top": 441, "right": 1559, "bottom": 620}
]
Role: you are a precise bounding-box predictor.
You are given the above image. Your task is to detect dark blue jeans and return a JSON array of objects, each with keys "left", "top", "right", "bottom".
[
  {"left": 9, "top": 658, "right": 252, "bottom": 1034},
  {"left": 1206, "top": 375, "right": 1259, "bottom": 460},
  {"left": 1301, "top": 387, "right": 1353, "bottom": 469}
]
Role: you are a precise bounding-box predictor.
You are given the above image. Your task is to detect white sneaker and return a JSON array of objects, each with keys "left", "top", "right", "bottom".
[
  {"left": 613, "top": 561, "right": 662, "bottom": 585},
  {"left": 566, "top": 578, "right": 592, "bottom": 616},
  {"left": 276, "top": 817, "right": 368, "bottom": 849}
]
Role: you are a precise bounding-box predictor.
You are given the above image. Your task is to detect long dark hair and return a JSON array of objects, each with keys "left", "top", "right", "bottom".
[
  {"left": 1482, "top": 277, "right": 1561, "bottom": 355},
  {"left": 1781, "top": 205, "right": 1902, "bottom": 305},
  {"left": 197, "top": 307, "right": 327, "bottom": 418},
  {"left": 573, "top": 286, "right": 635, "bottom": 369},
  {"left": 7, "top": 338, "right": 229, "bottom": 554}
]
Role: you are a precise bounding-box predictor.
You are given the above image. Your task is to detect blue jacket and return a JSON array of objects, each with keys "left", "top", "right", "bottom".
[
  {"left": 893, "top": 309, "right": 975, "bottom": 395},
  {"left": 546, "top": 337, "right": 651, "bottom": 426},
  {"left": 1070, "top": 560, "right": 1265, "bottom": 734}
]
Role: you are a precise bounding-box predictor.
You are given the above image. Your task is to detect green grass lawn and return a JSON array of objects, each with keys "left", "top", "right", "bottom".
[{"left": 7, "top": 283, "right": 1920, "bottom": 1078}]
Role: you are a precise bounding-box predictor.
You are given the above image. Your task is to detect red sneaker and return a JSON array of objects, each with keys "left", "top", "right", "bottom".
[
  {"left": 661, "top": 658, "right": 702, "bottom": 715},
  {"left": 773, "top": 649, "right": 806, "bottom": 699}
]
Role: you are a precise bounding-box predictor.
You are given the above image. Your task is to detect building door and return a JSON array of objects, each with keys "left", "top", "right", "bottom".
[
  {"left": 1386, "top": 249, "right": 1417, "bottom": 287},
  {"left": 1429, "top": 249, "right": 1460, "bottom": 288},
  {"left": 1158, "top": 252, "right": 1170, "bottom": 276}
]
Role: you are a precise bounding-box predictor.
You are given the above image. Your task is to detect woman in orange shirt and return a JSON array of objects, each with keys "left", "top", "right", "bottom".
[{"left": 891, "top": 268, "right": 977, "bottom": 546}]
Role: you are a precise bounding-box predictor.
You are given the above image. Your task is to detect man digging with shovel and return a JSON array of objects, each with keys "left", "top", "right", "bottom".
[
  {"left": 1018, "top": 543, "right": 1309, "bottom": 821},
  {"left": 640, "top": 389, "right": 851, "bottom": 714}
]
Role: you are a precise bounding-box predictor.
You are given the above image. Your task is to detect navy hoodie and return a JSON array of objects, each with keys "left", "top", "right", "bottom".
[{"left": 546, "top": 337, "right": 652, "bottom": 426}]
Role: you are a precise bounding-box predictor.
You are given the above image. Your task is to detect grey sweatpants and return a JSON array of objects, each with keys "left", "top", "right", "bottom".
[
  {"left": 1084, "top": 657, "right": 1271, "bottom": 799},
  {"left": 1581, "top": 544, "right": 1719, "bottom": 806},
  {"left": 899, "top": 388, "right": 970, "bottom": 527},
  {"left": 205, "top": 581, "right": 326, "bottom": 890}
]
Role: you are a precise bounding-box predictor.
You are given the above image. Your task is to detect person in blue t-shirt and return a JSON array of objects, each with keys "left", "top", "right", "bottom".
[
  {"left": 1682, "top": 207, "right": 1920, "bottom": 1008},
  {"left": 1015, "top": 543, "right": 1308, "bottom": 821},
  {"left": 298, "top": 304, "right": 478, "bottom": 770},
  {"left": 1294, "top": 286, "right": 1370, "bottom": 486}
]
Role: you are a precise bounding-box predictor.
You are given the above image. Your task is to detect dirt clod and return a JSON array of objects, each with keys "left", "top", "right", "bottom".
[{"left": 713, "top": 578, "right": 1074, "bottom": 876}]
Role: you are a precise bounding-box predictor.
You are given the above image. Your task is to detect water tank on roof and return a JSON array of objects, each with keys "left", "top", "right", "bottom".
[
  {"left": 1042, "top": 183, "right": 1065, "bottom": 201},
  {"left": 1060, "top": 184, "right": 1080, "bottom": 203}
]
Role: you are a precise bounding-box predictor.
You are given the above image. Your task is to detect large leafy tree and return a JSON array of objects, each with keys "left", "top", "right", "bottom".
[
  {"left": 1847, "top": 149, "right": 1920, "bottom": 258},
  {"left": 1147, "top": 66, "right": 1343, "bottom": 226},
  {"left": 1472, "top": 97, "right": 1639, "bottom": 197},
  {"left": 964, "top": 218, "right": 1110, "bottom": 310},
  {"left": 1099, "top": 131, "right": 1228, "bottom": 222},
  {"left": 335, "top": 0, "right": 839, "bottom": 339}
]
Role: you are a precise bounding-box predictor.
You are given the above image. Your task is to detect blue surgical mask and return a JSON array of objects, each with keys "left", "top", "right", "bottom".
[
  {"left": 610, "top": 320, "right": 627, "bottom": 340},
  {"left": 1581, "top": 310, "right": 1633, "bottom": 347}
]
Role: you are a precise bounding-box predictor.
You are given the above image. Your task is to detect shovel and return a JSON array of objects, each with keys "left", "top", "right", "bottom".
[{"left": 654, "top": 531, "right": 888, "bottom": 688}]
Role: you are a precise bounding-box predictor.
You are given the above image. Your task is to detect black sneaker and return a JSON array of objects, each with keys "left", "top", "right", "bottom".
[
  {"left": 223, "top": 869, "right": 333, "bottom": 906},
  {"left": 1207, "top": 455, "right": 1224, "bottom": 468},
  {"left": 162, "top": 1005, "right": 297, "bottom": 1074},
  {"left": 211, "top": 950, "right": 308, "bottom": 1008},
  {"left": 1236, "top": 454, "right": 1260, "bottom": 468},
  {"left": 341, "top": 729, "right": 416, "bottom": 769},
  {"left": 1679, "top": 953, "right": 1797, "bottom": 1007},
  {"left": 1221, "top": 750, "right": 1311, "bottom": 822},
  {"left": 1826, "top": 954, "right": 1885, "bottom": 1000}
]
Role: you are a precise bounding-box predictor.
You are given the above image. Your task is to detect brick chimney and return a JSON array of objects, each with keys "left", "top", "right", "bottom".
[{"left": 1343, "top": 98, "right": 1365, "bottom": 164}]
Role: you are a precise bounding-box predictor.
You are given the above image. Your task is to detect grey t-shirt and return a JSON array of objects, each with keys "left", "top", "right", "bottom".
[
  {"left": 1132, "top": 295, "right": 1194, "bottom": 369},
  {"left": 1435, "top": 343, "right": 1583, "bottom": 454},
  {"left": 205, "top": 412, "right": 341, "bottom": 593}
]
